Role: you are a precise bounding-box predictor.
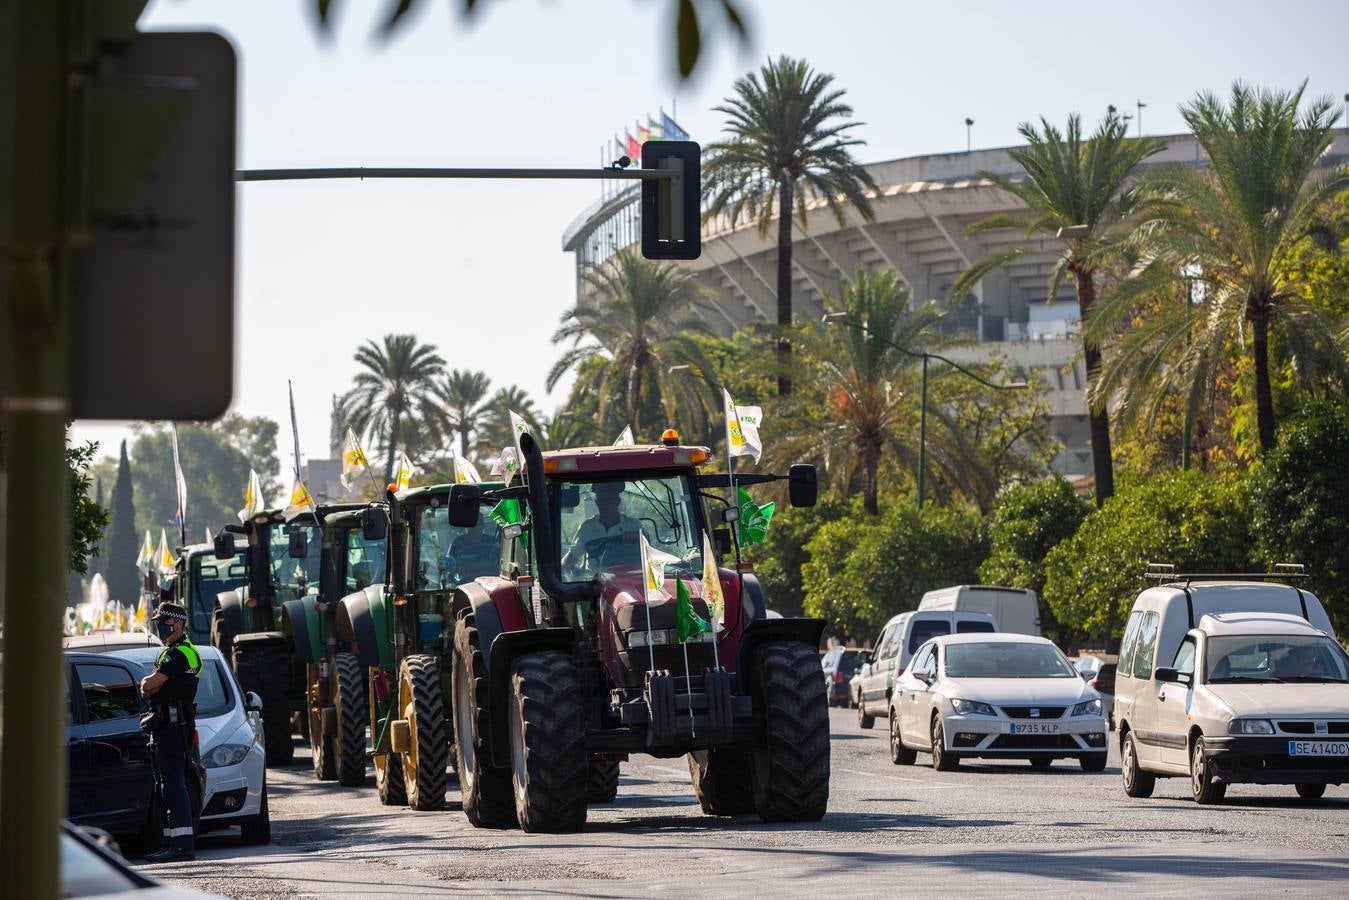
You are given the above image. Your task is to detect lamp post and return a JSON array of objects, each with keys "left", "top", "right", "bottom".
[
  {"left": 822, "top": 312, "right": 1027, "bottom": 508},
  {"left": 965, "top": 117, "right": 974, "bottom": 153}
]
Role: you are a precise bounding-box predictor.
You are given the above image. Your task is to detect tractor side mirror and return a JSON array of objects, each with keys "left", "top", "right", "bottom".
[
  {"left": 447, "top": 484, "right": 483, "bottom": 528},
  {"left": 213, "top": 531, "right": 236, "bottom": 560},
  {"left": 788, "top": 464, "right": 818, "bottom": 508},
  {"left": 361, "top": 508, "right": 387, "bottom": 542},
  {"left": 287, "top": 528, "right": 308, "bottom": 559}
]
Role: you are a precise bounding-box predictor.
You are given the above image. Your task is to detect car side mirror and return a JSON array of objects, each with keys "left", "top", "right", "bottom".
[
  {"left": 213, "top": 531, "right": 236, "bottom": 560},
  {"left": 447, "top": 484, "right": 483, "bottom": 528},
  {"left": 917, "top": 670, "right": 933, "bottom": 685},
  {"left": 287, "top": 529, "right": 308, "bottom": 559},
  {"left": 788, "top": 464, "right": 817, "bottom": 508},
  {"left": 1154, "top": 666, "right": 1180, "bottom": 684},
  {"left": 245, "top": 691, "right": 262, "bottom": 712},
  {"left": 361, "top": 507, "right": 387, "bottom": 542},
  {"left": 858, "top": 651, "right": 872, "bottom": 664}
]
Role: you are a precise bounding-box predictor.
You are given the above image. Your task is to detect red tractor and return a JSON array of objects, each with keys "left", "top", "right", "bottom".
[{"left": 445, "top": 429, "right": 828, "bottom": 832}]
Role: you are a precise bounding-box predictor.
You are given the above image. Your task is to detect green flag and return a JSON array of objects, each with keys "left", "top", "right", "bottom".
[
  {"left": 489, "top": 498, "right": 522, "bottom": 527},
  {"left": 675, "top": 578, "right": 710, "bottom": 644},
  {"left": 736, "top": 486, "right": 775, "bottom": 545}
]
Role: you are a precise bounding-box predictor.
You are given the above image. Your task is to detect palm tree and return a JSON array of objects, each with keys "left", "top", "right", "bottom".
[
  {"left": 549, "top": 249, "right": 719, "bottom": 438},
  {"left": 777, "top": 268, "right": 993, "bottom": 514},
  {"left": 949, "top": 113, "right": 1164, "bottom": 505},
  {"left": 340, "top": 334, "right": 446, "bottom": 480},
  {"left": 478, "top": 385, "right": 544, "bottom": 454},
  {"left": 433, "top": 369, "right": 493, "bottom": 459},
  {"left": 703, "top": 55, "right": 877, "bottom": 396},
  {"left": 1088, "top": 82, "right": 1349, "bottom": 453}
]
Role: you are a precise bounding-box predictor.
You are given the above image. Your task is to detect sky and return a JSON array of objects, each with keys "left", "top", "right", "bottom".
[{"left": 71, "top": 0, "right": 1349, "bottom": 475}]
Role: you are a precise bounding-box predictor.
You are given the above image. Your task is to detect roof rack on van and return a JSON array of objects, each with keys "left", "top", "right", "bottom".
[{"left": 1143, "top": 562, "right": 1306, "bottom": 586}]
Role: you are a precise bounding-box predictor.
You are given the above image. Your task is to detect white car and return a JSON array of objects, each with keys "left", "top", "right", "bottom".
[
  {"left": 888, "top": 633, "right": 1109, "bottom": 771},
  {"left": 1118, "top": 611, "right": 1349, "bottom": 803},
  {"left": 116, "top": 646, "right": 271, "bottom": 843}
]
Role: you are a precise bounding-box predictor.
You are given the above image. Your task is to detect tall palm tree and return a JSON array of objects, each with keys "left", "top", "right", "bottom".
[
  {"left": 433, "top": 369, "right": 493, "bottom": 459},
  {"left": 479, "top": 385, "right": 544, "bottom": 454},
  {"left": 1088, "top": 82, "right": 1349, "bottom": 453},
  {"left": 703, "top": 55, "right": 876, "bottom": 396},
  {"left": 549, "top": 249, "right": 719, "bottom": 438},
  {"left": 776, "top": 268, "right": 992, "bottom": 514},
  {"left": 341, "top": 334, "right": 446, "bottom": 480},
  {"left": 949, "top": 113, "right": 1164, "bottom": 505}
]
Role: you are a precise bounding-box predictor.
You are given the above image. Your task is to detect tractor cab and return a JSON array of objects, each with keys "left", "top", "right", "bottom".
[{"left": 172, "top": 543, "right": 248, "bottom": 645}]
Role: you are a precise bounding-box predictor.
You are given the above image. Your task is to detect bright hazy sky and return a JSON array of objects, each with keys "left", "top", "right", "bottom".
[{"left": 72, "top": 0, "right": 1349, "bottom": 474}]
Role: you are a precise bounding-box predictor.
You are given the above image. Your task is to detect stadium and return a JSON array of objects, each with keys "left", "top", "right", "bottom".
[{"left": 562, "top": 132, "right": 1349, "bottom": 479}]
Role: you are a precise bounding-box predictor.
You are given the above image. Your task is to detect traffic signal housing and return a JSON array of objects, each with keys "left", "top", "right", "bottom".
[{"left": 641, "top": 140, "right": 701, "bottom": 260}]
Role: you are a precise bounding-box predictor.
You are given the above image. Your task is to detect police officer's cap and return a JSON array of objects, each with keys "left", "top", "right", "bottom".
[{"left": 152, "top": 602, "right": 188, "bottom": 622}]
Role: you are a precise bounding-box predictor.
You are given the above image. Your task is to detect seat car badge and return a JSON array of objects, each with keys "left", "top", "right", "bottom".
[{"left": 1030, "top": 708, "right": 1040, "bottom": 718}]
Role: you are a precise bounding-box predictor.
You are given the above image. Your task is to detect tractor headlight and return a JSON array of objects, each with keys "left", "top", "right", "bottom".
[
  {"left": 203, "top": 743, "right": 251, "bottom": 768},
  {"left": 1071, "top": 698, "right": 1103, "bottom": 717},
  {"left": 949, "top": 698, "right": 996, "bottom": 717}
]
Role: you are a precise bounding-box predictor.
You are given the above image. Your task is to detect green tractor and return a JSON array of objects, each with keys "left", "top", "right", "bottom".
[
  {"left": 336, "top": 483, "right": 503, "bottom": 810},
  {"left": 278, "top": 503, "right": 388, "bottom": 785},
  {"left": 172, "top": 543, "right": 249, "bottom": 648}
]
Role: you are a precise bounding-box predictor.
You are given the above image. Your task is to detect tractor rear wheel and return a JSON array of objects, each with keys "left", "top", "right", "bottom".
[
  {"left": 399, "top": 655, "right": 448, "bottom": 811},
  {"left": 306, "top": 664, "right": 335, "bottom": 781},
  {"left": 334, "top": 652, "right": 369, "bottom": 787},
  {"left": 507, "top": 651, "right": 588, "bottom": 833},
  {"left": 451, "top": 614, "right": 515, "bottom": 828},
  {"left": 752, "top": 642, "right": 830, "bottom": 822},
  {"left": 234, "top": 638, "right": 294, "bottom": 766},
  {"left": 687, "top": 748, "right": 755, "bottom": 816},
  {"left": 370, "top": 669, "right": 406, "bottom": 806},
  {"left": 587, "top": 757, "right": 619, "bottom": 804}
]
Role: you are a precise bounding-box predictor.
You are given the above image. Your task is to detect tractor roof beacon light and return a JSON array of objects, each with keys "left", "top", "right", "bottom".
[
  {"left": 662, "top": 428, "right": 680, "bottom": 446},
  {"left": 641, "top": 140, "right": 701, "bottom": 260}
]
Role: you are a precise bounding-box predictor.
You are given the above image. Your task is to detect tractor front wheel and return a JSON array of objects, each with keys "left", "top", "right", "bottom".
[
  {"left": 752, "top": 642, "right": 830, "bottom": 822},
  {"left": 451, "top": 614, "right": 515, "bottom": 828},
  {"left": 399, "top": 655, "right": 448, "bottom": 811},
  {"left": 688, "top": 748, "right": 755, "bottom": 816},
  {"left": 334, "top": 652, "right": 369, "bottom": 786},
  {"left": 233, "top": 638, "right": 293, "bottom": 766},
  {"left": 306, "top": 664, "right": 335, "bottom": 781},
  {"left": 507, "top": 651, "right": 588, "bottom": 833},
  {"left": 587, "top": 757, "right": 619, "bottom": 804},
  {"left": 370, "top": 669, "right": 406, "bottom": 807}
]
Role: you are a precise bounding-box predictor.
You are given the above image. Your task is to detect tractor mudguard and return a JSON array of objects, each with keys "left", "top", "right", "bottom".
[
  {"left": 714, "top": 573, "right": 767, "bottom": 670},
  {"left": 215, "top": 590, "right": 244, "bottom": 642},
  {"left": 281, "top": 598, "right": 323, "bottom": 666},
  {"left": 337, "top": 585, "right": 393, "bottom": 671},
  {"left": 734, "top": 617, "right": 827, "bottom": 695},
  {"left": 486, "top": 627, "right": 577, "bottom": 768},
  {"left": 232, "top": 630, "right": 287, "bottom": 648},
  {"left": 451, "top": 577, "right": 530, "bottom": 656}
]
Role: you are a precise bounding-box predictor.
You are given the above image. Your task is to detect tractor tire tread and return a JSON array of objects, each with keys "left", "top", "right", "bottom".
[
  {"left": 754, "top": 642, "right": 830, "bottom": 822},
  {"left": 402, "top": 655, "right": 449, "bottom": 811},
  {"left": 234, "top": 640, "right": 294, "bottom": 767},
  {"left": 509, "top": 651, "right": 588, "bottom": 833},
  {"left": 335, "top": 653, "right": 369, "bottom": 787},
  {"left": 452, "top": 614, "right": 516, "bottom": 828}
]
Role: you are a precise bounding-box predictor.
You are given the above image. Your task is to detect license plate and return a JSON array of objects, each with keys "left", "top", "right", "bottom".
[
  {"left": 1009, "top": 722, "right": 1060, "bottom": 735},
  {"left": 1288, "top": 740, "right": 1349, "bottom": 757}
]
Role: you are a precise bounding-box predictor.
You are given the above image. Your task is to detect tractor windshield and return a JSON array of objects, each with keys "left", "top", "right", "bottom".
[
  {"left": 189, "top": 553, "right": 248, "bottom": 638},
  {"left": 415, "top": 505, "right": 503, "bottom": 590},
  {"left": 342, "top": 525, "right": 388, "bottom": 593},
  {"left": 558, "top": 473, "right": 704, "bottom": 582},
  {"left": 270, "top": 521, "right": 322, "bottom": 602}
]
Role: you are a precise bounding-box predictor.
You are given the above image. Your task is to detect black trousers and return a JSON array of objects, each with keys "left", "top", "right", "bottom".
[{"left": 154, "top": 724, "right": 195, "bottom": 850}]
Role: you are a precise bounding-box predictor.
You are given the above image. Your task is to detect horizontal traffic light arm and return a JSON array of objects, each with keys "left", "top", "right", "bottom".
[{"left": 237, "top": 167, "right": 677, "bottom": 182}]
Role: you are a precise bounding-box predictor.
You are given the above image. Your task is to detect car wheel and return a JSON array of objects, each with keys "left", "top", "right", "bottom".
[
  {"left": 239, "top": 780, "right": 271, "bottom": 845},
  {"left": 857, "top": 697, "right": 874, "bottom": 730},
  {"left": 1121, "top": 731, "right": 1155, "bottom": 798},
  {"left": 930, "top": 716, "right": 958, "bottom": 771},
  {"left": 1295, "top": 783, "right": 1326, "bottom": 800},
  {"left": 1079, "top": 752, "right": 1107, "bottom": 772},
  {"left": 1189, "top": 735, "right": 1226, "bottom": 804},
  {"left": 889, "top": 709, "right": 916, "bottom": 765}
]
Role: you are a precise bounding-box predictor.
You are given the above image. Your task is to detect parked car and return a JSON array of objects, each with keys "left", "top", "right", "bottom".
[
  {"left": 63, "top": 632, "right": 162, "bottom": 653},
  {"left": 887, "top": 633, "right": 1108, "bottom": 771},
  {"left": 1118, "top": 610, "right": 1348, "bottom": 803},
  {"left": 821, "top": 648, "right": 866, "bottom": 707},
  {"left": 107, "top": 646, "right": 271, "bottom": 843},
  {"left": 853, "top": 610, "right": 997, "bottom": 728},
  {"left": 1074, "top": 655, "right": 1117, "bottom": 730},
  {"left": 918, "top": 585, "right": 1041, "bottom": 635},
  {"left": 61, "top": 821, "right": 224, "bottom": 898}
]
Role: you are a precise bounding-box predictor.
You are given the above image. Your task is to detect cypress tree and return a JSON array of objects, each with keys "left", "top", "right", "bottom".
[{"left": 105, "top": 441, "right": 140, "bottom": 603}]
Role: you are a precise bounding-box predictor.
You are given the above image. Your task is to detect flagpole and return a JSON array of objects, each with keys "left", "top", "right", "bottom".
[
  {"left": 645, "top": 596, "right": 656, "bottom": 675},
  {"left": 680, "top": 628, "right": 696, "bottom": 739}
]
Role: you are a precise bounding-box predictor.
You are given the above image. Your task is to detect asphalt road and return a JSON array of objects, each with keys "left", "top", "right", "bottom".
[{"left": 146, "top": 707, "right": 1349, "bottom": 898}]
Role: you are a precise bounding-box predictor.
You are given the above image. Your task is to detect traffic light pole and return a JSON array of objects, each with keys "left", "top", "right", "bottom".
[{"left": 238, "top": 166, "right": 676, "bottom": 183}]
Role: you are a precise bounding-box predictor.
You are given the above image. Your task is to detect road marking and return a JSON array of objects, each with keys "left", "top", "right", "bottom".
[{"left": 838, "top": 767, "right": 963, "bottom": 788}]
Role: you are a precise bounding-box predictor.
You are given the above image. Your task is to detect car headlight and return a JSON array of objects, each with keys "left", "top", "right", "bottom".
[
  {"left": 1229, "top": 718, "right": 1275, "bottom": 735},
  {"left": 949, "top": 698, "right": 996, "bottom": 716},
  {"left": 203, "top": 743, "right": 252, "bottom": 768},
  {"left": 1071, "top": 698, "right": 1103, "bottom": 717}
]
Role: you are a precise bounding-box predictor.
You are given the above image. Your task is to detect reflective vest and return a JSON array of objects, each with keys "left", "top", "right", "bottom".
[{"left": 157, "top": 638, "right": 202, "bottom": 677}]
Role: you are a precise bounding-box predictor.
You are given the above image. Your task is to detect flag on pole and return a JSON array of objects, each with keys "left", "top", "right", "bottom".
[
  {"left": 638, "top": 121, "right": 650, "bottom": 144},
  {"left": 639, "top": 533, "right": 678, "bottom": 607},
  {"left": 287, "top": 380, "right": 303, "bottom": 479},
  {"left": 157, "top": 529, "right": 175, "bottom": 574},
  {"left": 626, "top": 131, "right": 640, "bottom": 162},
  {"left": 171, "top": 424, "right": 188, "bottom": 548},
  {"left": 736, "top": 486, "right": 776, "bottom": 545},
  {"left": 394, "top": 450, "right": 417, "bottom": 493},
  {"left": 647, "top": 114, "right": 664, "bottom": 139},
  {"left": 614, "top": 134, "right": 626, "bottom": 158},
  {"left": 508, "top": 411, "right": 531, "bottom": 483},
  {"left": 723, "top": 389, "right": 763, "bottom": 462},
  {"left": 340, "top": 427, "right": 369, "bottom": 490},
  {"left": 661, "top": 111, "right": 690, "bottom": 141},
  {"left": 238, "top": 469, "right": 265, "bottom": 522},
  {"left": 136, "top": 530, "right": 155, "bottom": 570},
  {"left": 283, "top": 477, "right": 316, "bottom": 519},
  {"left": 675, "top": 578, "right": 710, "bottom": 643},
  {"left": 613, "top": 425, "right": 635, "bottom": 446},
  {"left": 701, "top": 531, "right": 724, "bottom": 629},
  {"left": 452, "top": 452, "right": 483, "bottom": 484}
]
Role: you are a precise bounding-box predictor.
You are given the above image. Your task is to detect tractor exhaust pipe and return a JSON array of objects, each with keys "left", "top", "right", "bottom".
[{"left": 520, "top": 433, "right": 592, "bottom": 606}]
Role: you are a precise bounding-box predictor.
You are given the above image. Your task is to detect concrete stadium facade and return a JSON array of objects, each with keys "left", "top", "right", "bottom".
[{"left": 562, "top": 133, "right": 1349, "bottom": 478}]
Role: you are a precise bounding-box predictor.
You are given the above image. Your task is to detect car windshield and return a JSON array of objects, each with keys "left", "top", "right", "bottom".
[
  {"left": 836, "top": 651, "right": 862, "bottom": 675},
  {"left": 1206, "top": 634, "right": 1349, "bottom": 683},
  {"left": 416, "top": 505, "right": 503, "bottom": 590},
  {"left": 196, "top": 659, "right": 234, "bottom": 719},
  {"left": 558, "top": 474, "right": 703, "bottom": 582},
  {"left": 190, "top": 553, "right": 248, "bottom": 636},
  {"left": 945, "top": 641, "right": 1078, "bottom": 679}
]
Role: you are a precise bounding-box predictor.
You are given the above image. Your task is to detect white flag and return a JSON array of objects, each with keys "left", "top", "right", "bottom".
[
  {"left": 491, "top": 446, "right": 519, "bottom": 482},
  {"left": 171, "top": 424, "right": 188, "bottom": 547},
  {"left": 508, "top": 410, "right": 531, "bottom": 483},
  {"left": 136, "top": 529, "right": 154, "bottom": 569},
  {"left": 157, "top": 529, "right": 176, "bottom": 574},
  {"left": 340, "top": 428, "right": 370, "bottom": 490},
  {"left": 394, "top": 450, "right": 417, "bottom": 493},
  {"left": 723, "top": 389, "right": 763, "bottom": 462},
  {"left": 701, "top": 531, "right": 725, "bottom": 629},
  {"left": 639, "top": 533, "right": 679, "bottom": 608},
  {"left": 238, "top": 469, "right": 265, "bottom": 522},
  {"left": 283, "top": 477, "right": 316, "bottom": 519},
  {"left": 453, "top": 452, "right": 483, "bottom": 484},
  {"left": 613, "top": 425, "right": 635, "bottom": 446}
]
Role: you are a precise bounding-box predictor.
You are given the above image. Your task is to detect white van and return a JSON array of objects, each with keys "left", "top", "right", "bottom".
[
  {"left": 919, "top": 585, "right": 1041, "bottom": 636},
  {"left": 853, "top": 609, "right": 997, "bottom": 728}
]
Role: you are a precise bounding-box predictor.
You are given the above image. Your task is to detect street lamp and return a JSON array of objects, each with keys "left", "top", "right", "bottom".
[
  {"left": 965, "top": 117, "right": 974, "bottom": 153},
  {"left": 1056, "top": 224, "right": 1089, "bottom": 240},
  {"left": 822, "top": 311, "right": 1027, "bottom": 508}
]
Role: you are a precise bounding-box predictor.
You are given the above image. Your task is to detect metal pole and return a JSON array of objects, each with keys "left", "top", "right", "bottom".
[
  {"left": 2, "top": 2, "right": 73, "bottom": 897},
  {"left": 1181, "top": 277, "right": 1193, "bottom": 471},
  {"left": 917, "top": 354, "right": 929, "bottom": 510},
  {"left": 236, "top": 166, "right": 675, "bottom": 183}
]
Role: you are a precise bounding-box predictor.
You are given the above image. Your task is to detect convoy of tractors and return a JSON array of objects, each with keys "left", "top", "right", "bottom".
[{"left": 166, "top": 427, "right": 828, "bottom": 832}]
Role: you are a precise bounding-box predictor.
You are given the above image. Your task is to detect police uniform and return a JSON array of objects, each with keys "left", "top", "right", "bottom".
[{"left": 147, "top": 603, "right": 201, "bottom": 860}]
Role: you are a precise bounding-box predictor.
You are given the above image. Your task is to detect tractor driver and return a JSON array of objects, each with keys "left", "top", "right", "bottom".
[
  {"left": 447, "top": 518, "right": 498, "bottom": 582},
  {"left": 563, "top": 481, "right": 640, "bottom": 574}
]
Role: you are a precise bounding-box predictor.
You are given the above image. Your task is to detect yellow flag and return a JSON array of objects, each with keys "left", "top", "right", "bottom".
[
  {"left": 452, "top": 452, "right": 482, "bottom": 485},
  {"left": 284, "top": 477, "right": 316, "bottom": 519},
  {"left": 701, "top": 530, "right": 724, "bottom": 629},
  {"left": 238, "top": 469, "right": 265, "bottom": 522},
  {"left": 394, "top": 450, "right": 417, "bottom": 493},
  {"left": 157, "top": 529, "right": 175, "bottom": 573},
  {"left": 136, "top": 529, "right": 154, "bottom": 569},
  {"left": 341, "top": 428, "right": 369, "bottom": 490}
]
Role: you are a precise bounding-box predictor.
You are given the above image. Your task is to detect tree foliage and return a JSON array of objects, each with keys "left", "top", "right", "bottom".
[
  {"left": 340, "top": 334, "right": 447, "bottom": 479},
  {"left": 66, "top": 439, "right": 110, "bottom": 576},
  {"left": 103, "top": 441, "right": 140, "bottom": 603}
]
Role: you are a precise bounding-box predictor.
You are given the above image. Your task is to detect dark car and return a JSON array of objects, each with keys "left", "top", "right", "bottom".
[
  {"left": 64, "top": 651, "right": 203, "bottom": 849},
  {"left": 821, "top": 648, "right": 866, "bottom": 707}
]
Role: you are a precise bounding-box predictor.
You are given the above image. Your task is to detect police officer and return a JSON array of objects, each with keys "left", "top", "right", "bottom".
[{"left": 139, "top": 602, "right": 202, "bottom": 862}]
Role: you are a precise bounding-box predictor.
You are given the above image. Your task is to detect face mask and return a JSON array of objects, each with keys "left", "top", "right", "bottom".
[{"left": 157, "top": 620, "right": 177, "bottom": 641}]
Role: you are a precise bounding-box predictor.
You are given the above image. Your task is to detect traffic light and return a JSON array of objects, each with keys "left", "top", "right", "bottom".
[{"left": 641, "top": 140, "right": 701, "bottom": 260}]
